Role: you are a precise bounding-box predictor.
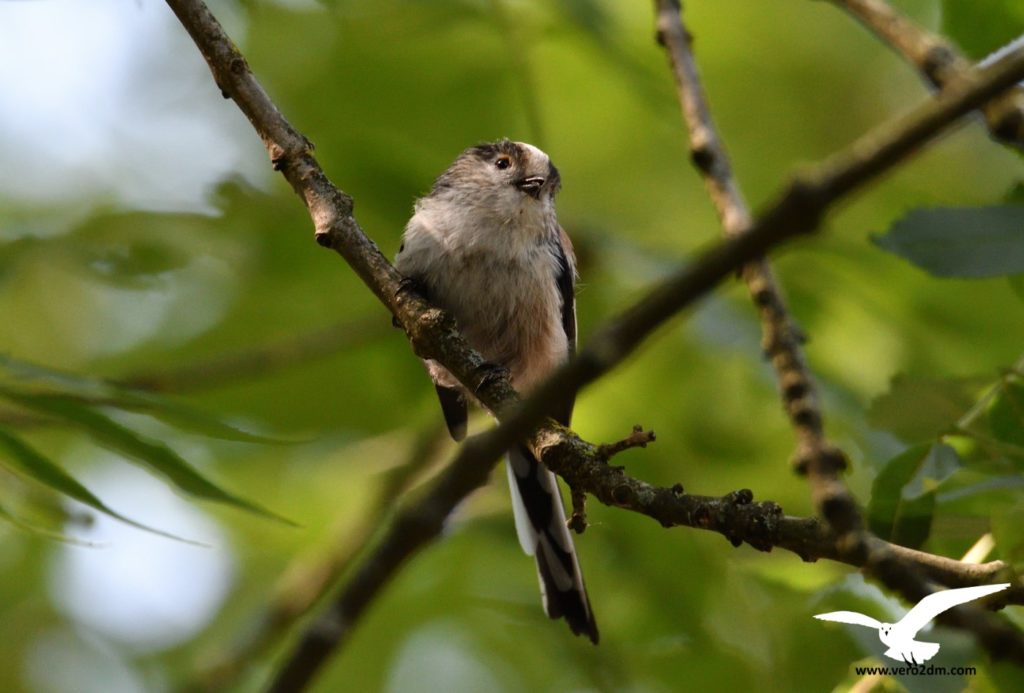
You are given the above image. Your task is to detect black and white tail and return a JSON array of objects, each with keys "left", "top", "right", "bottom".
[{"left": 507, "top": 444, "right": 598, "bottom": 643}]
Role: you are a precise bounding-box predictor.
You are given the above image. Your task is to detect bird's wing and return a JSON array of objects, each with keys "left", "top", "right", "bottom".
[
  {"left": 550, "top": 226, "right": 577, "bottom": 427},
  {"left": 814, "top": 611, "right": 883, "bottom": 629},
  {"left": 896, "top": 583, "right": 1011, "bottom": 637},
  {"left": 395, "top": 263, "right": 468, "bottom": 442}
]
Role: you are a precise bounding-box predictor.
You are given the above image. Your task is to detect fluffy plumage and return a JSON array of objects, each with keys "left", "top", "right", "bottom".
[{"left": 396, "top": 140, "right": 597, "bottom": 643}]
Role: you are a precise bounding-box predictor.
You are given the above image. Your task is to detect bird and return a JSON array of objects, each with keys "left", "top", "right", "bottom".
[
  {"left": 395, "top": 139, "right": 598, "bottom": 643},
  {"left": 814, "top": 583, "right": 1010, "bottom": 664}
]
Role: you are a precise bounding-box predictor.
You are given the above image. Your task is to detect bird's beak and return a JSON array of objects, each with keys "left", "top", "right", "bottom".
[{"left": 516, "top": 176, "right": 546, "bottom": 199}]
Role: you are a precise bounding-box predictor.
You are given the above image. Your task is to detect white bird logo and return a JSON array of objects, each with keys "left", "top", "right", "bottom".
[{"left": 814, "top": 583, "right": 1010, "bottom": 664}]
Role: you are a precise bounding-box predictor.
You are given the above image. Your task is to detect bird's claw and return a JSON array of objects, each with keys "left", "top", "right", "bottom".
[{"left": 474, "top": 361, "right": 511, "bottom": 395}]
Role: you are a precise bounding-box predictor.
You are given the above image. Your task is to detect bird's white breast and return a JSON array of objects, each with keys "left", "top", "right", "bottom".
[{"left": 397, "top": 199, "right": 567, "bottom": 392}]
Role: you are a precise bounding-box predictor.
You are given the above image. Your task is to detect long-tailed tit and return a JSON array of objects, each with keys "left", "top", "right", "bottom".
[{"left": 395, "top": 140, "right": 598, "bottom": 643}]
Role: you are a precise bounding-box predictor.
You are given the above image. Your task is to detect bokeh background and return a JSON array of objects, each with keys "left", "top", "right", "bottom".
[{"left": 1, "top": 0, "right": 1023, "bottom": 691}]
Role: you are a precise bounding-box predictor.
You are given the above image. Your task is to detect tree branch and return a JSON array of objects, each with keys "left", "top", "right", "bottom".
[
  {"left": 163, "top": 0, "right": 1024, "bottom": 687},
  {"left": 269, "top": 425, "right": 1023, "bottom": 692},
  {"left": 189, "top": 423, "right": 449, "bottom": 691},
  {"left": 653, "top": 0, "right": 854, "bottom": 533},
  {"left": 828, "top": 0, "right": 1024, "bottom": 150},
  {"left": 654, "top": 0, "right": 1024, "bottom": 668}
]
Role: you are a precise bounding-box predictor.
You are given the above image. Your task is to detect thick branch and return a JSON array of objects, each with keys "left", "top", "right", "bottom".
[
  {"left": 189, "top": 424, "right": 448, "bottom": 691},
  {"left": 829, "top": 0, "right": 1024, "bottom": 149},
  {"left": 655, "top": 0, "right": 1024, "bottom": 667}
]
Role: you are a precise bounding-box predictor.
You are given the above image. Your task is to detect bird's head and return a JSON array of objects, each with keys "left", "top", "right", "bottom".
[{"left": 432, "top": 139, "right": 561, "bottom": 204}]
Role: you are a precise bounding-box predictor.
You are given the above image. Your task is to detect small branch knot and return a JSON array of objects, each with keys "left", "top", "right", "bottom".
[
  {"left": 791, "top": 443, "right": 847, "bottom": 476},
  {"left": 689, "top": 140, "right": 716, "bottom": 173},
  {"left": 752, "top": 286, "right": 774, "bottom": 308},
  {"left": 611, "top": 484, "right": 633, "bottom": 505},
  {"left": 922, "top": 43, "right": 957, "bottom": 84},
  {"left": 724, "top": 488, "right": 753, "bottom": 506},
  {"left": 816, "top": 484, "right": 863, "bottom": 537},
  {"left": 780, "top": 372, "right": 809, "bottom": 401},
  {"left": 790, "top": 402, "right": 822, "bottom": 431}
]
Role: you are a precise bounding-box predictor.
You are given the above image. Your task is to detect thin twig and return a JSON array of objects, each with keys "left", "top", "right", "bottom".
[
  {"left": 595, "top": 425, "right": 656, "bottom": 461},
  {"left": 653, "top": 0, "right": 854, "bottom": 534},
  {"left": 829, "top": 0, "right": 1024, "bottom": 150}
]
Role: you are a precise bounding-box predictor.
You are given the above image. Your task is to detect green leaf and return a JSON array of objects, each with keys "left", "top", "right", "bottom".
[
  {"left": 0, "top": 499, "right": 101, "bottom": 547},
  {"left": 937, "top": 475, "right": 1024, "bottom": 504},
  {"left": 111, "top": 390, "right": 289, "bottom": 445},
  {"left": 0, "top": 354, "right": 284, "bottom": 444},
  {"left": 0, "top": 392, "right": 295, "bottom": 526},
  {"left": 872, "top": 206, "right": 1024, "bottom": 278},
  {"left": 902, "top": 442, "right": 962, "bottom": 499},
  {"left": 0, "top": 355, "right": 107, "bottom": 397},
  {"left": 868, "top": 374, "right": 984, "bottom": 442},
  {"left": 989, "top": 381, "right": 1024, "bottom": 448},
  {"left": 941, "top": 0, "right": 1024, "bottom": 60},
  {"left": 0, "top": 428, "right": 201, "bottom": 543},
  {"left": 992, "top": 499, "right": 1024, "bottom": 573},
  {"left": 868, "top": 443, "right": 961, "bottom": 548}
]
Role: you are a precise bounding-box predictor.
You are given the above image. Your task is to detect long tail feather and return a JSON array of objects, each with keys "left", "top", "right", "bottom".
[{"left": 506, "top": 444, "right": 598, "bottom": 643}]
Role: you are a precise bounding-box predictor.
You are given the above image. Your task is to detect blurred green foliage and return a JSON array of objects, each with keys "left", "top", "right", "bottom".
[
  {"left": 1, "top": 0, "right": 1023, "bottom": 691},
  {"left": 941, "top": 0, "right": 1024, "bottom": 59}
]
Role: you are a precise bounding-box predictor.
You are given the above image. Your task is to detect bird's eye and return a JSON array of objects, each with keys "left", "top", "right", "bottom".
[{"left": 495, "top": 156, "right": 511, "bottom": 170}]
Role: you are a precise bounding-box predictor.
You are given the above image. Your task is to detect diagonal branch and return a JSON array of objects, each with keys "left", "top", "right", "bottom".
[
  {"left": 654, "top": 0, "right": 1024, "bottom": 669},
  {"left": 189, "top": 423, "right": 449, "bottom": 690},
  {"left": 164, "top": 0, "right": 1024, "bottom": 687},
  {"left": 828, "top": 0, "right": 1024, "bottom": 150}
]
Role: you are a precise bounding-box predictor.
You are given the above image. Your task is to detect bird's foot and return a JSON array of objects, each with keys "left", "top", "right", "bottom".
[{"left": 474, "top": 361, "right": 511, "bottom": 395}]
